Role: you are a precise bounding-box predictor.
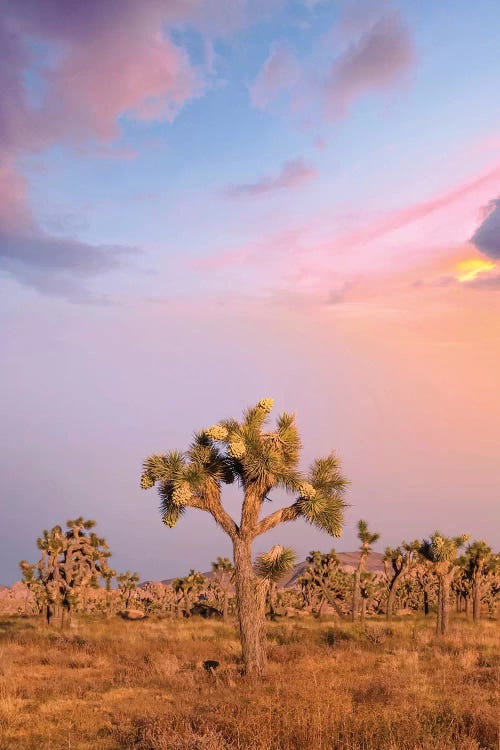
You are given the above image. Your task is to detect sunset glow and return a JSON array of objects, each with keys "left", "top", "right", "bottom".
[{"left": 455, "top": 258, "right": 496, "bottom": 282}]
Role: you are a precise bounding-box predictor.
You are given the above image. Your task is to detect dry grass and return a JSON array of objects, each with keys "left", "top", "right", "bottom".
[{"left": 0, "top": 614, "right": 498, "bottom": 750}]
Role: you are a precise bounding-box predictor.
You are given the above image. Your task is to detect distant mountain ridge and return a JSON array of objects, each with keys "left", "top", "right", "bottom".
[{"left": 150, "top": 551, "right": 385, "bottom": 589}]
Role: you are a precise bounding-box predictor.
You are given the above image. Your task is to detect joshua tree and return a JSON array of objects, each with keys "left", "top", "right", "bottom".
[
  {"left": 117, "top": 570, "right": 140, "bottom": 610},
  {"left": 383, "top": 540, "right": 420, "bottom": 620},
  {"left": 19, "top": 561, "right": 46, "bottom": 615},
  {"left": 359, "top": 571, "right": 380, "bottom": 622},
  {"left": 352, "top": 520, "right": 380, "bottom": 622},
  {"left": 102, "top": 565, "right": 116, "bottom": 616},
  {"left": 452, "top": 565, "right": 471, "bottom": 615},
  {"left": 299, "top": 549, "right": 352, "bottom": 618},
  {"left": 460, "top": 541, "right": 493, "bottom": 622},
  {"left": 483, "top": 553, "right": 500, "bottom": 616},
  {"left": 172, "top": 570, "right": 205, "bottom": 617},
  {"left": 419, "top": 532, "right": 469, "bottom": 635},
  {"left": 139, "top": 582, "right": 177, "bottom": 615},
  {"left": 20, "top": 518, "right": 112, "bottom": 626},
  {"left": 211, "top": 557, "right": 234, "bottom": 621},
  {"left": 140, "top": 398, "right": 347, "bottom": 675}
]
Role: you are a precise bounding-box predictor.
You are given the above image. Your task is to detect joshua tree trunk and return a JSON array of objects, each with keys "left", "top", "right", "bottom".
[
  {"left": 352, "top": 569, "right": 361, "bottom": 622},
  {"left": 423, "top": 589, "right": 429, "bottom": 616},
  {"left": 317, "top": 595, "right": 327, "bottom": 619},
  {"left": 321, "top": 585, "right": 346, "bottom": 619},
  {"left": 436, "top": 579, "right": 443, "bottom": 634},
  {"left": 386, "top": 582, "right": 398, "bottom": 621},
  {"left": 441, "top": 574, "right": 451, "bottom": 635},
  {"left": 360, "top": 597, "right": 367, "bottom": 623},
  {"left": 436, "top": 570, "right": 454, "bottom": 635},
  {"left": 472, "top": 569, "right": 482, "bottom": 623},
  {"left": 183, "top": 592, "right": 192, "bottom": 617},
  {"left": 233, "top": 538, "right": 267, "bottom": 676}
]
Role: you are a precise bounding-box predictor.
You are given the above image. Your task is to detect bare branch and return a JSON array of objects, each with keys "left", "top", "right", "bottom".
[
  {"left": 254, "top": 502, "right": 300, "bottom": 537},
  {"left": 188, "top": 494, "right": 239, "bottom": 541}
]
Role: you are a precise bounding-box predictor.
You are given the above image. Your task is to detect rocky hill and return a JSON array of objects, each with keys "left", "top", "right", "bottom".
[{"left": 154, "top": 551, "right": 385, "bottom": 589}]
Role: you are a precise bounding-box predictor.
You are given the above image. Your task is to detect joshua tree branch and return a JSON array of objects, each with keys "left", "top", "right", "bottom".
[
  {"left": 254, "top": 502, "right": 300, "bottom": 537},
  {"left": 188, "top": 495, "right": 239, "bottom": 540}
]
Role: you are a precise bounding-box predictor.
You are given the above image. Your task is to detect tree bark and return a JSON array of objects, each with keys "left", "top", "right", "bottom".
[
  {"left": 360, "top": 597, "right": 367, "bottom": 623},
  {"left": 222, "top": 590, "right": 229, "bottom": 622},
  {"left": 436, "top": 579, "right": 443, "bottom": 635},
  {"left": 352, "top": 570, "right": 360, "bottom": 622},
  {"left": 386, "top": 582, "right": 398, "bottom": 621},
  {"left": 233, "top": 537, "right": 267, "bottom": 676},
  {"left": 321, "top": 585, "right": 346, "bottom": 619},
  {"left": 441, "top": 574, "right": 451, "bottom": 635},
  {"left": 472, "top": 570, "right": 482, "bottom": 623},
  {"left": 316, "top": 595, "right": 327, "bottom": 620},
  {"left": 423, "top": 589, "right": 429, "bottom": 616}
]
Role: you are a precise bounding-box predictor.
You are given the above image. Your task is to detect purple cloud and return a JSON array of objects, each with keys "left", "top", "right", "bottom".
[
  {"left": 0, "top": 228, "right": 138, "bottom": 303},
  {"left": 249, "top": 8, "right": 415, "bottom": 121},
  {"left": 325, "top": 11, "right": 415, "bottom": 117},
  {"left": 224, "top": 158, "right": 317, "bottom": 197},
  {"left": 471, "top": 198, "right": 500, "bottom": 259}
]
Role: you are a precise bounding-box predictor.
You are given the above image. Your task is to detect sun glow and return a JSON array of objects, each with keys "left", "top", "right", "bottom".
[{"left": 455, "top": 258, "right": 496, "bottom": 282}]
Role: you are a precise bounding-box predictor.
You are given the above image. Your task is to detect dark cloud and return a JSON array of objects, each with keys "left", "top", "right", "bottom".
[
  {"left": 471, "top": 198, "right": 500, "bottom": 259},
  {"left": 0, "top": 230, "right": 137, "bottom": 302}
]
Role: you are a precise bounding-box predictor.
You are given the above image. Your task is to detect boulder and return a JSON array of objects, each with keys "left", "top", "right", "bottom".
[
  {"left": 190, "top": 603, "right": 222, "bottom": 619},
  {"left": 119, "top": 609, "right": 146, "bottom": 620}
]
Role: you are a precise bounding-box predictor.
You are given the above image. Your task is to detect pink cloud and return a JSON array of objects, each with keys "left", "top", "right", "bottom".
[
  {"left": 249, "top": 42, "right": 299, "bottom": 109},
  {"left": 193, "top": 162, "right": 500, "bottom": 307},
  {"left": 223, "top": 158, "right": 317, "bottom": 197},
  {"left": 0, "top": 161, "right": 32, "bottom": 233},
  {"left": 0, "top": 1, "right": 209, "bottom": 300},
  {"left": 2, "top": 2, "right": 202, "bottom": 150},
  {"left": 325, "top": 11, "right": 415, "bottom": 117},
  {"left": 249, "top": 8, "right": 414, "bottom": 121},
  {"left": 335, "top": 164, "right": 500, "bottom": 252},
  {"left": 192, "top": 228, "right": 305, "bottom": 273}
]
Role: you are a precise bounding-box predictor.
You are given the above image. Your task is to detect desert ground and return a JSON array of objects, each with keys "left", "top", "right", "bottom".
[{"left": 0, "top": 614, "right": 498, "bottom": 750}]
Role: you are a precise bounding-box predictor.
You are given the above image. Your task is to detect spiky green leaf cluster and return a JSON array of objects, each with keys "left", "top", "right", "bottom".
[
  {"left": 357, "top": 519, "right": 380, "bottom": 549},
  {"left": 141, "top": 474, "right": 154, "bottom": 490},
  {"left": 255, "top": 545, "right": 296, "bottom": 582},
  {"left": 295, "top": 453, "right": 348, "bottom": 537},
  {"left": 216, "top": 401, "right": 303, "bottom": 492},
  {"left": 420, "top": 532, "right": 470, "bottom": 563},
  {"left": 300, "top": 548, "right": 353, "bottom": 603},
  {"left": 173, "top": 569, "right": 206, "bottom": 595},
  {"left": 161, "top": 503, "right": 184, "bottom": 528},
  {"left": 211, "top": 556, "right": 234, "bottom": 574},
  {"left": 141, "top": 437, "right": 234, "bottom": 528}
]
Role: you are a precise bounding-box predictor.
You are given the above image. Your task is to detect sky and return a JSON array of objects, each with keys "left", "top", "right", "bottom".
[{"left": 1, "top": 0, "right": 499, "bottom": 585}]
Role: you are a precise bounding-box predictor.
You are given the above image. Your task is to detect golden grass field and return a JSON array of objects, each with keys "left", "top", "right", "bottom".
[{"left": 0, "top": 615, "right": 498, "bottom": 750}]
